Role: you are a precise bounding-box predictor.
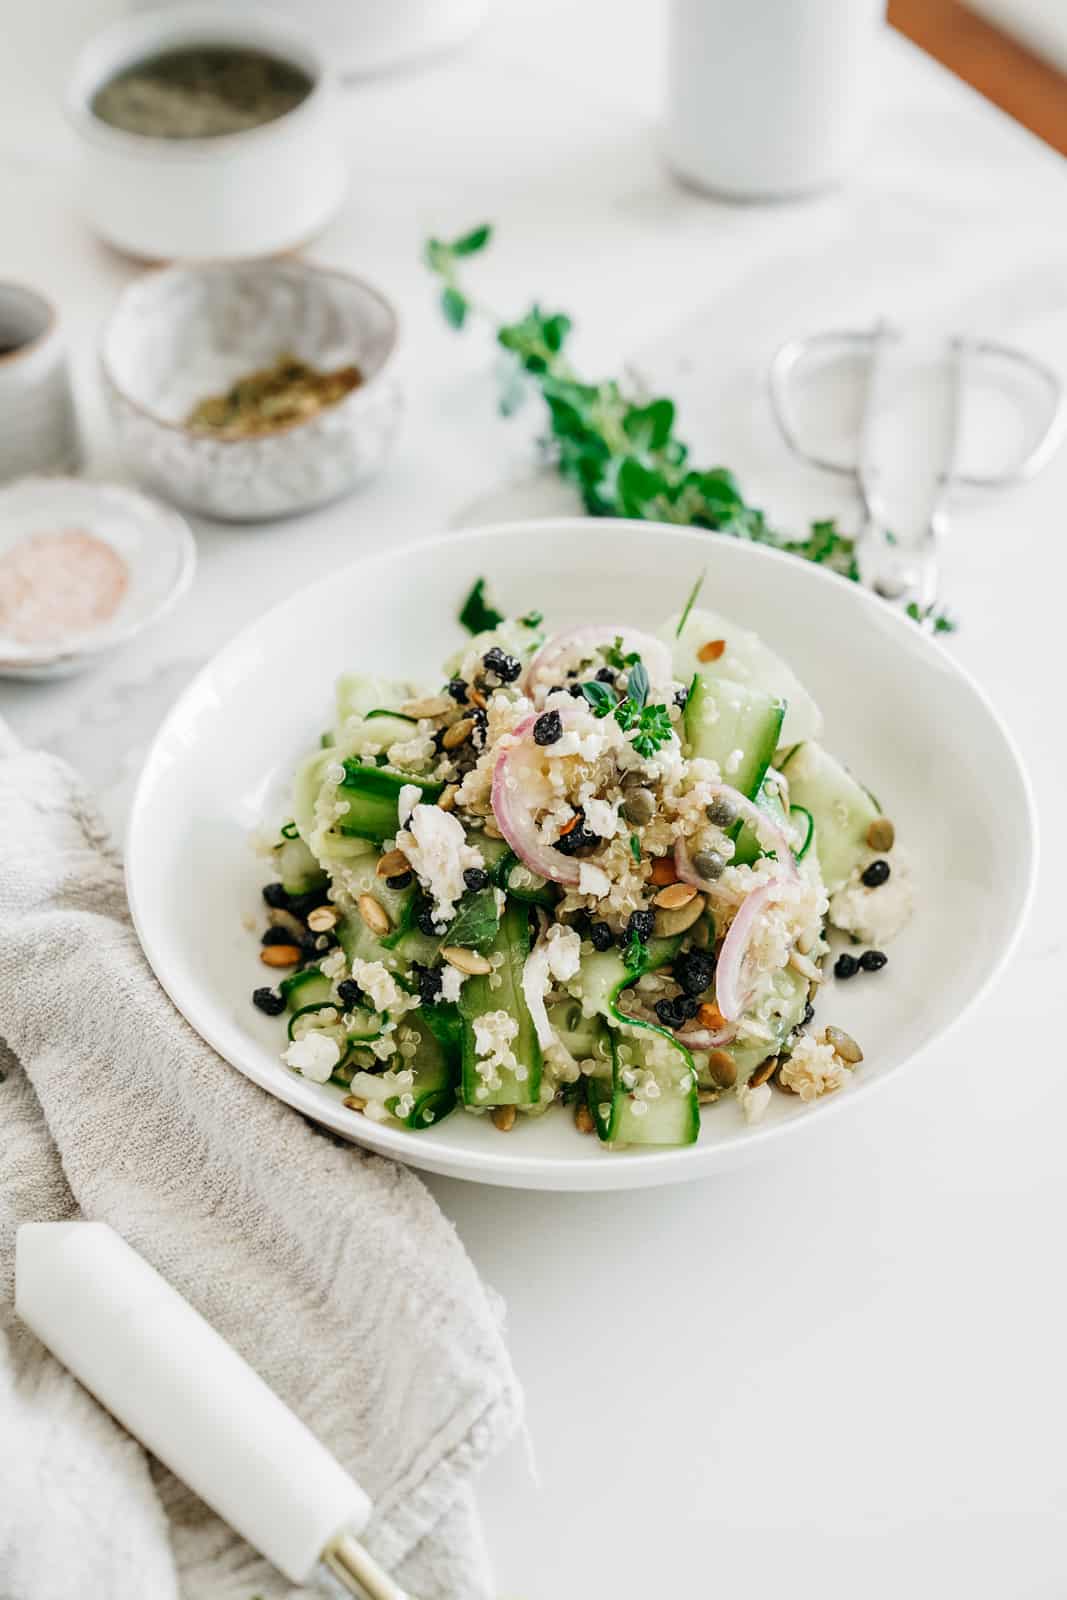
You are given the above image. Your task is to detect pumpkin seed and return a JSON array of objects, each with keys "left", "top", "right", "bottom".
[{"left": 357, "top": 894, "right": 391, "bottom": 936}]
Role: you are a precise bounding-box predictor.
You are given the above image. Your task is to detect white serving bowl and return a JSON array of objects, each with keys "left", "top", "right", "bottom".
[
  {"left": 126, "top": 519, "right": 1036, "bottom": 1190},
  {"left": 66, "top": 4, "right": 346, "bottom": 261},
  {"left": 0, "top": 477, "right": 195, "bottom": 680},
  {"left": 101, "top": 259, "right": 403, "bottom": 521}
]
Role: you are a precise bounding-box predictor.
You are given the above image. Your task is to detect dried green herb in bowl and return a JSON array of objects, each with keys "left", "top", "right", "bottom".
[
  {"left": 186, "top": 354, "right": 363, "bottom": 440},
  {"left": 90, "top": 45, "right": 313, "bottom": 140}
]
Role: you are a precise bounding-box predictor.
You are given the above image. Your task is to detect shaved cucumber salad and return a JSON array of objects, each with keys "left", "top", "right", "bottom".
[{"left": 250, "top": 585, "right": 914, "bottom": 1148}]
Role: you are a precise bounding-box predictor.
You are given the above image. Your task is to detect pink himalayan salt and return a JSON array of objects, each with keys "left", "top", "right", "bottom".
[{"left": 0, "top": 528, "right": 128, "bottom": 646}]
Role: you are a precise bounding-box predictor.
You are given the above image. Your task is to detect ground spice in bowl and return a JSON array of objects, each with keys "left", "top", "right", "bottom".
[
  {"left": 186, "top": 352, "right": 363, "bottom": 439},
  {"left": 0, "top": 528, "right": 128, "bottom": 646},
  {"left": 90, "top": 45, "right": 313, "bottom": 140}
]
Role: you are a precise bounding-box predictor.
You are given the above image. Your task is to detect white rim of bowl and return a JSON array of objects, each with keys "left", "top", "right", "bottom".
[
  {"left": 125, "top": 519, "right": 1040, "bottom": 1187},
  {"left": 0, "top": 477, "right": 197, "bottom": 666},
  {"left": 65, "top": 3, "right": 332, "bottom": 162},
  {"left": 98, "top": 259, "right": 402, "bottom": 445}
]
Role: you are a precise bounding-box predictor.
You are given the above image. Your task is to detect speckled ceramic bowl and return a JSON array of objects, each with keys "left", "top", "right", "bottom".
[{"left": 101, "top": 260, "right": 403, "bottom": 522}]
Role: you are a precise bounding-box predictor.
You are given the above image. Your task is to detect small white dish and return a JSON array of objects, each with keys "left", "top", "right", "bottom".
[
  {"left": 66, "top": 4, "right": 346, "bottom": 262},
  {"left": 101, "top": 259, "right": 404, "bottom": 522},
  {"left": 0, "top": 283, "right": 80, "bottom": 483},
  {"left": 126, "top": 519, "right": 1036, "bottom": 1190},
  {"left": 0, "top": 477, "right": 195, "bottom": 681}
]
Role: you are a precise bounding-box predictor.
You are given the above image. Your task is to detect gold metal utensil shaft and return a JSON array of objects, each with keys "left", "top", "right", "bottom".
[{"left": 323, "top": 1532, "right": 412, "bottom": 1600}]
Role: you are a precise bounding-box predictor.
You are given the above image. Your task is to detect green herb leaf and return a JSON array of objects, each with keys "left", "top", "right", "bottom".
[
  {"left": 624, "top": 927, "right": 645, "bottom": 972},
  {"left": 458, "top": 577, "right": 505, "bottom": 634},
  {"left": 451, "top": 223, "right": 493, "bottom": 256},
  {"left": 627, "top": 660, "right": 650, "bottom": 709},
  {"left": 520, "top": 609, "right": 544, "bottom": 628},
  {"left": 627, "top": 703, "right": 673, "bottom": 759},
  {"left": 441, "top": 286, "right": 468, "bottom": 329},
  {"left": 445, "top": 888, "right": 501, "bottom": 950},
  {"left": 906, "top": 600, "right": 957, "bottom": 633},
  {"left": 676, "top": 570, "right": 706, "bottom": 638},
  {"left": 280, "top": 821, "right": 299, "bottom": 840},
  {"left": 603, "top": 634, "right": 639, "bottom": 670},
  {"left": 630, "top": 833, "right": 642, "bottom": 864},
  {"left": 579, "top": 680, "right": 616, "bottom": 717}
]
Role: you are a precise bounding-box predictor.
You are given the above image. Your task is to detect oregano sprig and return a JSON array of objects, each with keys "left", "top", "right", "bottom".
[{"left": 425, "top": 224, "right": 956, "bottom": 633}]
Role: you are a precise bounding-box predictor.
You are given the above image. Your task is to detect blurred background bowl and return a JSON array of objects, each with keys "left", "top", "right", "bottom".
[
  {"left": 101, "top": 258, "right": 404, "bottom": 522},
  {"left": 131, "top": 0, "right": 491, "bottom": 78},
  {"left": 66, "top": 3, "right": 346, "bottom": 261},
  {"left": 0, "top": 476, "right": 195, "bottom": 680}
]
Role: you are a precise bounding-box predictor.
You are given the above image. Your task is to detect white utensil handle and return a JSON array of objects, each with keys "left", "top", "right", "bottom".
[{"left": 15, "top": 1222, "right": 372, "bottom": 1586}]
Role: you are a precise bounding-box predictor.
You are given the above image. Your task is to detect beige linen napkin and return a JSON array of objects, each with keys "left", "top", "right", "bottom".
[{"left": 0, "top": 726, "right": 521, "bottom": 1600}]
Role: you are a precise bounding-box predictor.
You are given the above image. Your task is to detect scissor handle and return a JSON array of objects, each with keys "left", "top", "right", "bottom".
[
  {"left": 945, "top": 335, "right": 1066, "bottom": 490},
  {"left": 767, "top": 328, "right": 888, "bottom": 478}
]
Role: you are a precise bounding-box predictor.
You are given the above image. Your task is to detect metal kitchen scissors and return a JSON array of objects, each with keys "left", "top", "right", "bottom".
[{"left": 768, "top": 322, "right": 1065, "bottom": 624}]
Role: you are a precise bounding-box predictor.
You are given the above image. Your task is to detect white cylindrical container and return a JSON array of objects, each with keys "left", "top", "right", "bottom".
[
  {"left": 66, "top": 5, "right": 347, "bottom": 261},
  {"left": 664, "top": 0, "right": 886, "bottom": 201},
  {"left": 0, "top": 284, "right": 79, "bottom": 483}
]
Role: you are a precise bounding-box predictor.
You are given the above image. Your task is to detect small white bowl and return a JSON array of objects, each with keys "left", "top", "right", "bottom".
[
  {"left": 101, "top": 259, "right": 404, "bottom": 522},
  {"left": 66, "top": 4, "right": 346, "bottom": 262},
  {"left": 0, "top": 283, "right": 80, "bottom": 484},
  {"left": 0, "top": 477, "right": 196, "bottom": 681}
]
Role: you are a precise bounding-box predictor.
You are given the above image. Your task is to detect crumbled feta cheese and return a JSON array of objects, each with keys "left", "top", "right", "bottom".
[
  {"left": 283, "top": 1032, "right": 339, "bottom": 1083},
  {"left": 545, "top": 923, "right": 582, "bottom": 983},
  {"left": 578, "top": 861, "right": 612, "bottom": 898},
  {"left": 439, "top": 964, "right": 465, "bottom": 1003},
  {"left": 738, "top": 1081, "right": 772, "bottom": 1123},
  {"left": 778, "top": 1034, "right": 848, "bottom": 1101},
  {"left": 583, "top": 796, "right": 619, "bottom": 839},
  {"left": 830, "top": 853, "right": 914, "bottom": 945},
  {"left": 396, "top": 803, "right": 483, "bottom": 921},
  {"left": 397, "top": 783, "right": 421, "bottom": 829}
]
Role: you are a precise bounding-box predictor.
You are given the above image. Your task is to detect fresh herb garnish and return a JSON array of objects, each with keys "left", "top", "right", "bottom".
[
  {"left": 580, "top": 656, "right": 671, "bottom": 755},
  {"left": 458, "top": 577, "right": 504, "bottom": 635},
  {"left": 426, "top": 225, "right": 955, "bottom": 632},
  {"left": 624, "top": 926, "right": 645, "bottom": 972},
  {"left": 626, "top": 660, "right": 650, "bottom": 709},
  {"left": 617, "top": 701, "right": 673, "bottom": 760},
  {"left": 579, "top": 680, "right": 616, "bottom": 717},
  {"left": 423, "top": 224, "right": 493, "bottom": 328},
  {"left": 279, "top": 820, "right": 298, "bottom": 840},
  {"left": 521, "top": 609, "right": 544, "bottom": 628},
  {"left": 630, "top": 833, "right": 642, "bottom": 864},
  {"left": 906, "top": 600, "right": 957, "bottom": 634},
  {"left": 445, "top": 887, "right": 501, "bottom": 950},
  {"left": 676, "top": 570, "right": 705, "bottom": 638},
  {"left": 604, "top": 634, "right": 639, "bottom": 670}
]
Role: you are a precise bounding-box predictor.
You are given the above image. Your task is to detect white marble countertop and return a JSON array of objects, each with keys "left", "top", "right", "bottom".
[{"left": 4, "top": 5, "right": 1067, "bottom": 1595}]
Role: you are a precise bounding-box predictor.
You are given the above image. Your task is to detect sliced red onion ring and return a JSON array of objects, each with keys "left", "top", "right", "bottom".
[
  {"left": 714, "top": 881, "right": 802, "bottom": 1022},
  {"left": 677, "top": 1024, "right": 737, "bottom": 1051},
  {"left": 490, "top": 709, "right": 581, "bottom": 884},
  {"left": 524, "top": 624, "right": 673, "bottom": 698},
  {"left": 674, "top": 783, "right": 798, "bottom": 892}
]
